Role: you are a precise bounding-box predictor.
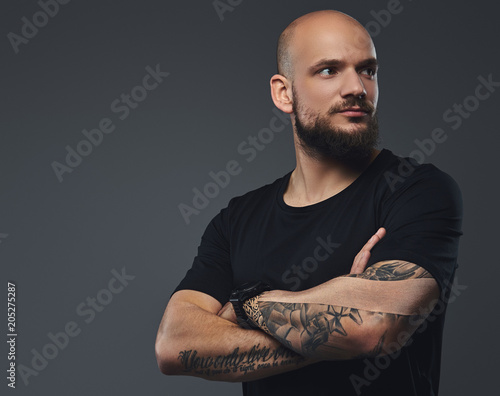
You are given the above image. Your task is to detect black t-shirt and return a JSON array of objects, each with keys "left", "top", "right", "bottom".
[{"left": 174, "top": 148, "right": 463, "bottom": 396}]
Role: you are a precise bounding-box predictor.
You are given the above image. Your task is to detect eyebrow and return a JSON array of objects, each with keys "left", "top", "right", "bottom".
[{"left": 309, "top": 57, "right": 379, "bottom": 73}]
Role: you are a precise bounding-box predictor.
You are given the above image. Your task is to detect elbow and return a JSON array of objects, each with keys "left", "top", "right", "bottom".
[
  {"left": 356, "top": 333, "right": 396, "bottom": 358},
  {"left": 155, "top": 352, "right": 174, "bottom": 376},
  {"left": 357, "top": 322, "right": 416, "bottom": 358},
  {"left": 155, "top": 337, "right": 181, "bottom": 376}
]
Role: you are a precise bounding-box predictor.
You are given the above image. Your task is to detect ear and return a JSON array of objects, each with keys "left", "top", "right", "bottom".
[{"left": 270, "top": 74, "right": 293, "bottom": 114}]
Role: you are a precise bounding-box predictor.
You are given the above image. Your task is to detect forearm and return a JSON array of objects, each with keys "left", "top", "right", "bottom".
[
  {"left": 246, "top": 297, "right": 417, "bottom": 360},
  {"left": 155, "top": 295, "right": 316, "bottom": 382},
  {"left": 243, "top": 261, "right": 439, "bottom": 359}
]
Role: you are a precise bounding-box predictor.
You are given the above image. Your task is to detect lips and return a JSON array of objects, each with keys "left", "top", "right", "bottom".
[{"left": 339, "top": 107, "right": 369, "bottom": 117}]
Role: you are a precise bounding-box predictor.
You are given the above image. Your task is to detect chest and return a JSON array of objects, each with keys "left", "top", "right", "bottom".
[{"left": 230, "top": 201, "right": 381, "bottom": 291}]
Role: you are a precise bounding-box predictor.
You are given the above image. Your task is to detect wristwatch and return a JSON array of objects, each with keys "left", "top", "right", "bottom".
[{"left": 229, "top": 281, "right": 271, "bottom": 329}]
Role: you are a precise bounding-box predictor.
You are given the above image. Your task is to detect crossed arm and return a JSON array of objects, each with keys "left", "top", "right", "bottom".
[
  {"left": 155, "top": 228, "right": 440, "bottom": 381},
  {"left": 238, "top": 260, "right": 439, "bottom": 360},
  {"left": 155, "top": 289, "right": 311, "bottom": 382}
]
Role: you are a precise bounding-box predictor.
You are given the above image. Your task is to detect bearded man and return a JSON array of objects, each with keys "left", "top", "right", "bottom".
[{"left": 155, "top": 10, "right": 463, "bottom": 396}]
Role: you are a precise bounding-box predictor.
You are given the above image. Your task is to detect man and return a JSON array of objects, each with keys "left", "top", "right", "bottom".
[{"left": 155, "top": 10, "right": 462, "bottom": 396}]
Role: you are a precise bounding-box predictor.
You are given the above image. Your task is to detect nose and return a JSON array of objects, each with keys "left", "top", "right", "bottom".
[{"left": 340, "top": 69, "right": 367, "bottom": 98}]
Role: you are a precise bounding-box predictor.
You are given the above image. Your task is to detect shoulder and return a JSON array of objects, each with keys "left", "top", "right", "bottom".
[
  {"left": 211, "top": 172, "right": 290, "bottom": 230},
  {"left": 375, "top": 149, "right": 462, "bottom": 204},
  {"left": 227, "top": 172, "right": 289, "bottom": 211}
]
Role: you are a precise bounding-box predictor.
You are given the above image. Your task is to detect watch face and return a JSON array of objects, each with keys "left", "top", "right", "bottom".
[{"left": 238, "top": 281, "right": 271, "bottom": 298}]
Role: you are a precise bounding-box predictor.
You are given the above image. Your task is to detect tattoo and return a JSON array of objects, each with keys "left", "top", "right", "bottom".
[
  {"left": 346, "top": 261, "right": 432, "bottom": 280},
  {"left": 255, "top": 301, "right": 415, "bottom": 358},
  {"left": 258, "top": 302, "right": 367, "bottom": 356},
  {"left": 177, "top": 344, "right": 303, "bottom": 377},
  {"left": 244, "top": 262, "right": 433, "bottom": 359},
  {"left": 352, "top": 332, "right": 386, "bottom": 359},
  {"left": 243, "top": 295, "right": 270, "bottom": 334},
  {"left": 371, "top": 332, "right": 386, "bottom": 355}
]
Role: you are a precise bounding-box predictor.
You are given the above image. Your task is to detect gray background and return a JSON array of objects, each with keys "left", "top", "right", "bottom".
[{"left": 1, "top": 0, "right": 498, "bottom": 394}]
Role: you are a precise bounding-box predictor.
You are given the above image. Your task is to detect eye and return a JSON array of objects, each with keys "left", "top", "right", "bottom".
[
  {"left": 361, "top": 68, "right": 377, "bottom": 78},
  {"left": 318, "top": 67, "right": 337, "bottom": 76}
]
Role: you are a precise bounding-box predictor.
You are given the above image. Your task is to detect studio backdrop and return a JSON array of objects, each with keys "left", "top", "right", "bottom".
[{"left": 1, "top": 0, "right": 498, "bottom": 395}]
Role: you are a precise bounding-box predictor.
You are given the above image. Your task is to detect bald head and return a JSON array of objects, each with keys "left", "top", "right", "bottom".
[{"left": 277, "top": 10, "right": 373, "bottom": 80}]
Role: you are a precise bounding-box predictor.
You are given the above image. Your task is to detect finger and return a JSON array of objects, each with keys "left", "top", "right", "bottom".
[
  {"left": 350, "top": 251, "right": 370, "bottom": 274},
  {"left": 217, "top": 302, "right": 231, "bottom": 316},
  {"left": 351, "top": 249, "right": 370, "bottom": 274},
  {"left": 361, "top": 227, "right": 386, "bottom": 252},
  {"left": 220, "top": 307, "right": 237, "bottom": 324},
  {"left": 350, "top": 252, "right": 362, "bottom": 274},
  {"left": 350, "top": 228, "right": 386, "bottom": 274},
  {"left": 352, "top": 251, "right": 371, "bottom": 274}
]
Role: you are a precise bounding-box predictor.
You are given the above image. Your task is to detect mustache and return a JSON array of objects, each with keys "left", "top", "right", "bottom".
[{"left": 328, "top": 97, "right": 375, "bottom": 115}]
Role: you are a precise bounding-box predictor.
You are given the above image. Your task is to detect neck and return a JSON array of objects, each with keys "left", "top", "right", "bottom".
[{"left": 284, "top": 133, "right": 380, "bottom": 207}]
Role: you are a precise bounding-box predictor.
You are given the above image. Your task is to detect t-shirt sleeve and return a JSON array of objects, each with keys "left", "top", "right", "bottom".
[
  {"left": 367, "top": 165, "right": 463, "bottom": 294},
  {"left": 172, "top": 205, "right": 233, "bottom": 305}
]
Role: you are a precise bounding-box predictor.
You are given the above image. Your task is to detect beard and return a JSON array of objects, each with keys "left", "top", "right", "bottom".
[{"left": 293, "top": 90, "right": 380, "bottom": 167}]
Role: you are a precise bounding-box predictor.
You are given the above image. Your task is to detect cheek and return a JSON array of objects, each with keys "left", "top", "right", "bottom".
[
  {"left": 302, "top": 84, "right": 336, "bottom": 111},
  {"left": 368, "top": 82, "right": 379, "bottom": 107}
]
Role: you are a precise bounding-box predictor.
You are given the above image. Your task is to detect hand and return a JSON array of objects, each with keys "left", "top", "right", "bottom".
[
  {"left": 349, "top": 227, "right": 386, "bottom": 275},
  {"left": 217, "top": 302, "right": 238, "bottom": 324}
]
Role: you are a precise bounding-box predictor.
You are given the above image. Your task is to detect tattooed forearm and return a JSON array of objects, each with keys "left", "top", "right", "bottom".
[
  {"left": 346, "top": 261, "right": 432, "bottom": 280},
  {"left": 177, "top": 344, "right": 304, "bottom": 377},
  {"left": 247, "top": 300, "right": 415, "bottom": 359},
  {"left": 240, "top": 261, "right": 437, "bottom": 360},
  {"left": 257, "top": 302, "right": 369, "bottom": 357}
]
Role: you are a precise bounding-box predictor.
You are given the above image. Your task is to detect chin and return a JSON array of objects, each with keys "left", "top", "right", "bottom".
[{"left": 334, "top": 122, "right": 369, "bottom": 133}]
